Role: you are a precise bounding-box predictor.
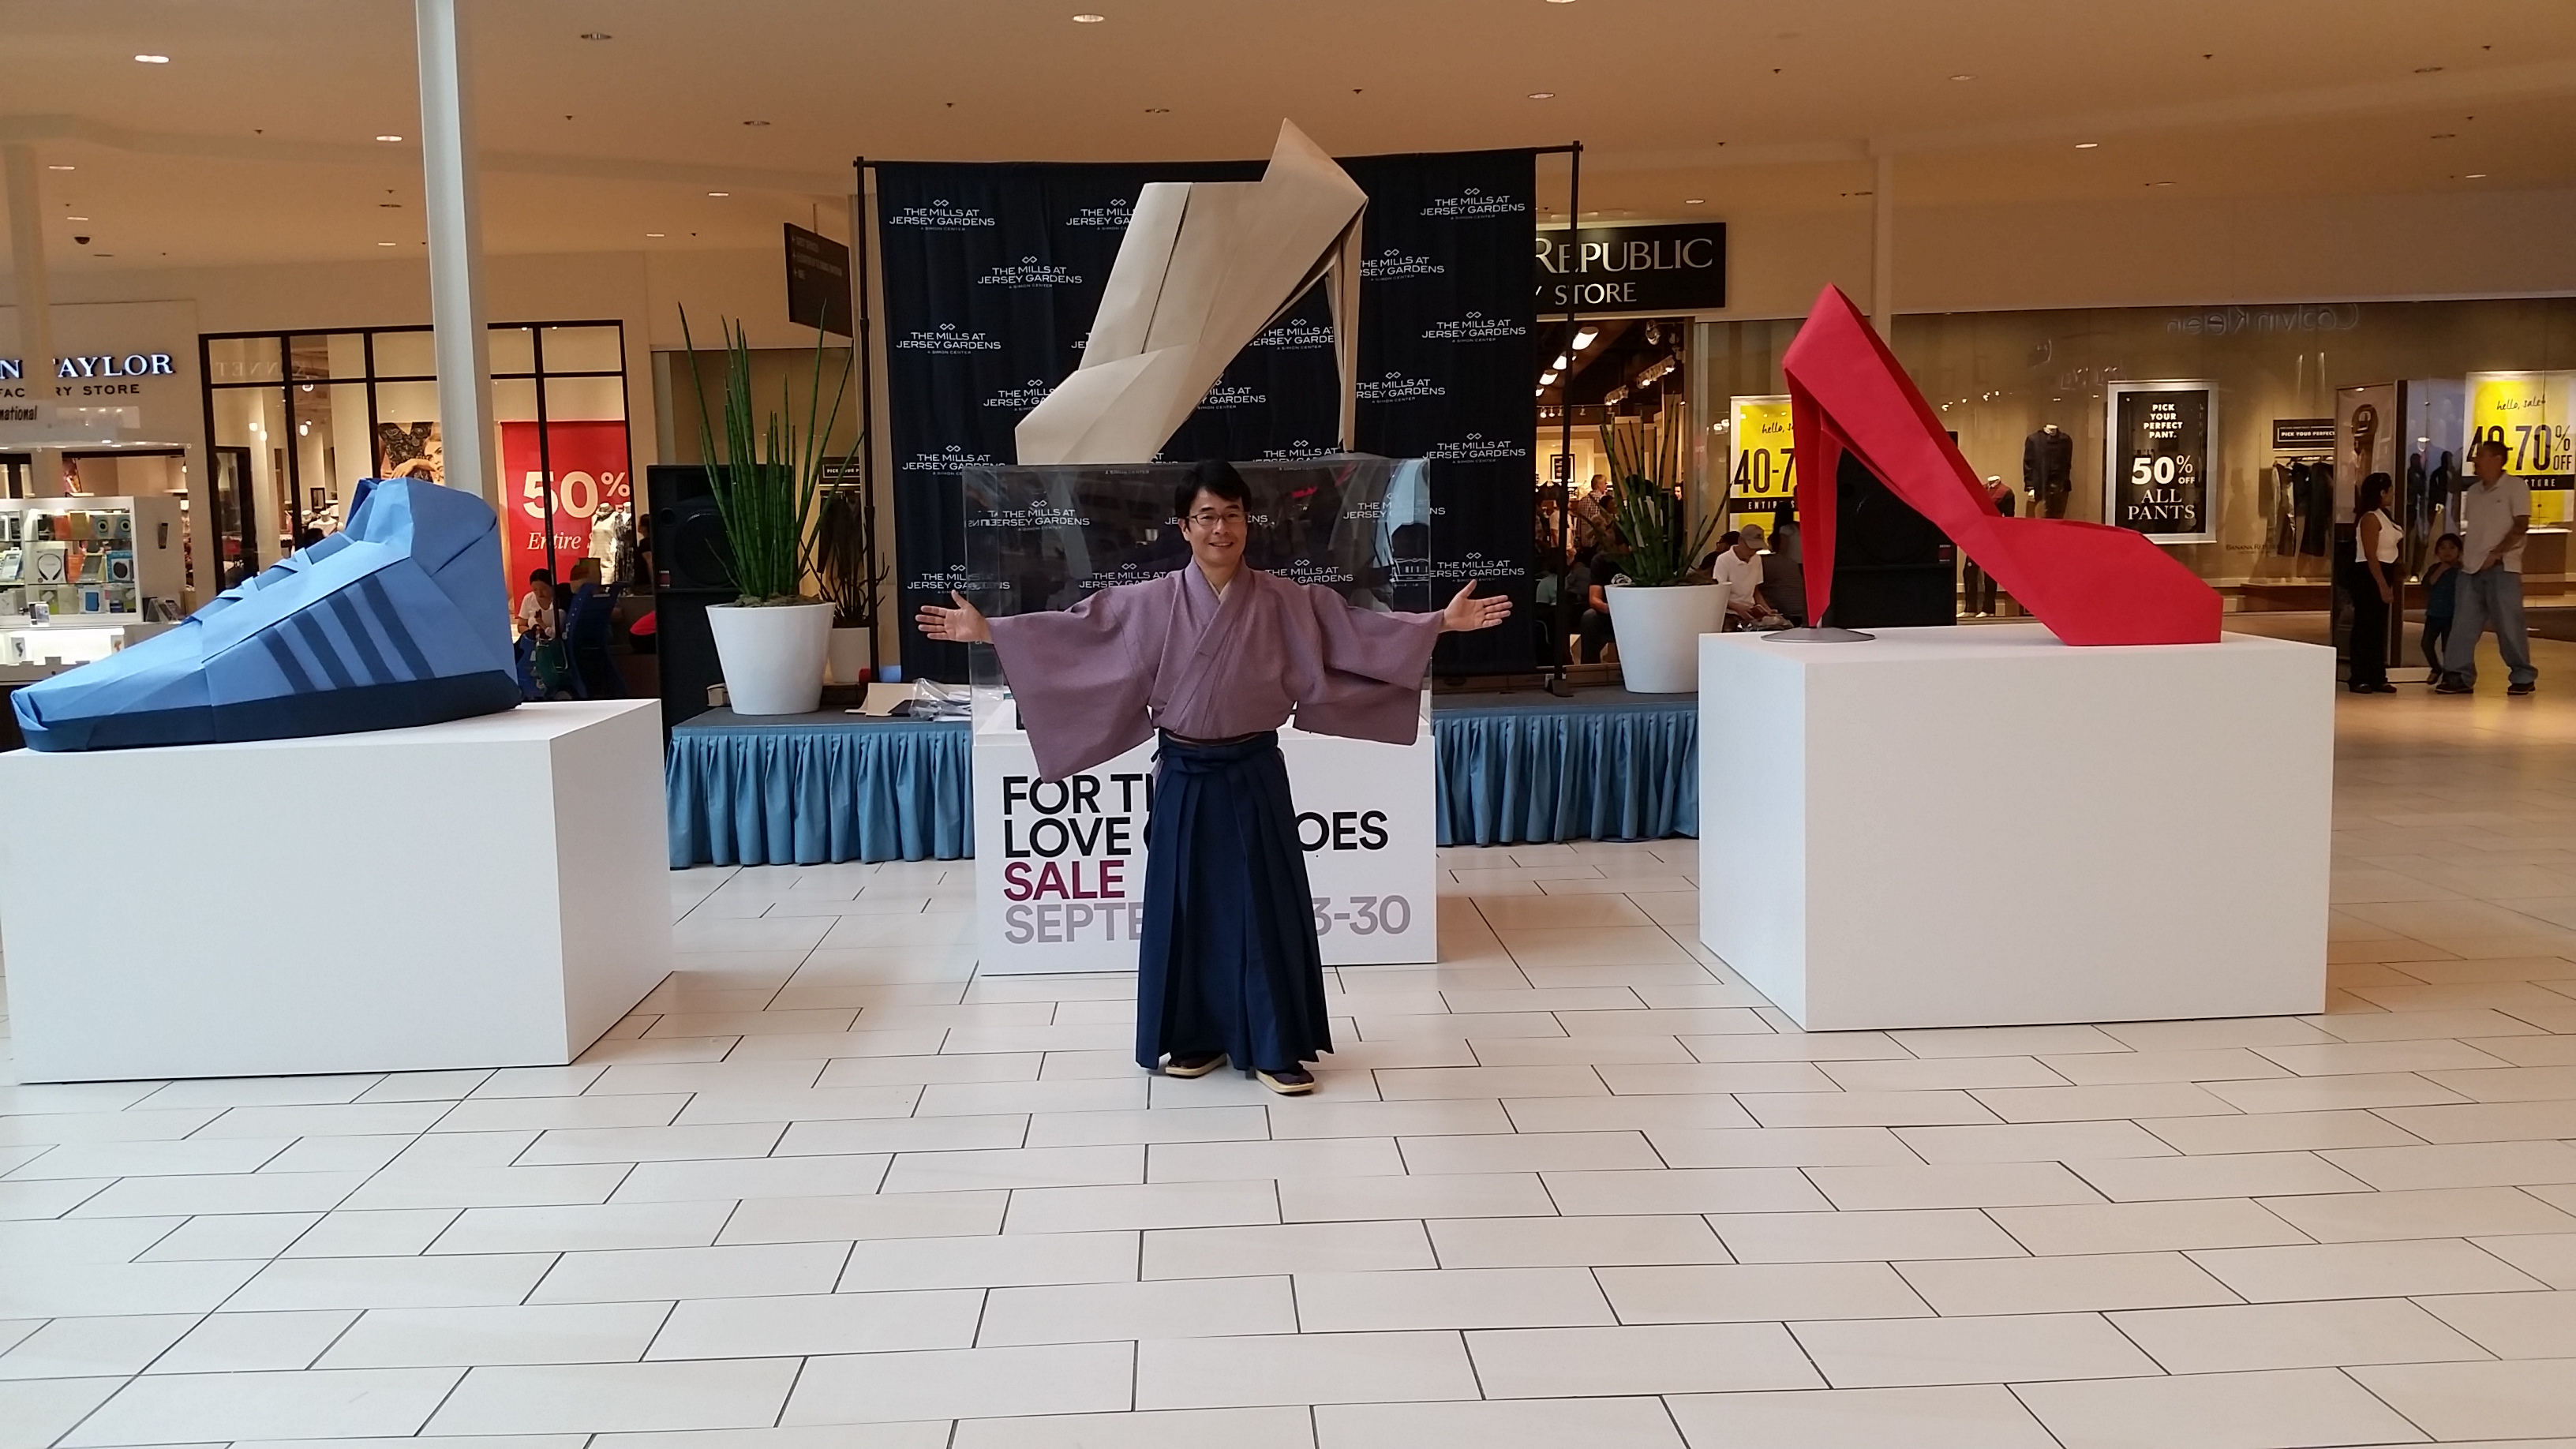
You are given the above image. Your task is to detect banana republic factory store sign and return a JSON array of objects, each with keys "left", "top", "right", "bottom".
[{"left": 1534, "top": 223, "right": 1728, "bottom": 313}]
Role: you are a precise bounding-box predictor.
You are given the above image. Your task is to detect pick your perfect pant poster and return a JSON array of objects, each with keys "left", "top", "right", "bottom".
[
  {"left": 2106, "top": 382, "right": 2217, "bottom": 543},
  {"left": 877, "top": 150, "right": 1538, "bottom": 682}
]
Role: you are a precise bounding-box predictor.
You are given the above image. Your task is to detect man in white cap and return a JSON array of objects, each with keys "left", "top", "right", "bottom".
[{"left": 1712, "top": 522, "right": 1779, "bottom": 628}]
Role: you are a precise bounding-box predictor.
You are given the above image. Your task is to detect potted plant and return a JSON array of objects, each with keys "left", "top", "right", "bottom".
[
  {"left": 682, "top": 309, "right": 859, "bottom": 715},
  {"left": 814, "top": 473, "right": 884, "bottom": 685},
  {"left": 1600, "top": 414, "right": 1721, "bottom": 692}
]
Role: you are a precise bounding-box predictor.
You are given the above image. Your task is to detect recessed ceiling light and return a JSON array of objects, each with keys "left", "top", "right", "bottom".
[
  {"left": 646, "top": 232, "right": 666, "bottom": 238},
  {"left": 1528, "top": 92, "right": 1556, "bottom": 100},
  {"left": 578, "top": 31, "right": 612, "bottom": 40},
  {"left": 742, "top": 119, "right": 770, "bottom": 127},
  {"left": 1571, "top": 326, "right": 1598, "bottom": 349},
  {"left": 133, "top": 54, "right": 169, "bottom": 64},
  {"left": 1073, "top": 12, "right": 1106, "bottom": 21},
  {"left": 1683, "top": 197, "right": 1705, "bottom": 204},
  {"left": 1949, "top": 73, "right": 1973, "bottom": 81},
  {"left": 2146, "top": 180, "right": 2175, "bottom": 187},
  {"left": 2075, "top": 141, "right": 2099, "bottom": 149},
  {"left": 1539, "top": 372, "right": 1559, "bottom": 385},
  {"left": 375, "top": 135, "right": 403, "bottom": 143},
  {"left": 1552, "top": 354, "right": 1571, "bottom": 369},
  {"left": 46, "top": 164, "right": 74, "bottom": 171},
  {"left": 65, "top": 215, "right": 89, "bottom": 222},
  {"left": 2466, "top": 172, "right": 2488, "bottom": 179},
  {"left": 376, "top": 241, "right": 398, "bottom": 247},
  {"left": 2415, "top": 65, "right": 2444, "bottom": 73},
  {"left": 706, "top": 191, "right": 729, "bottom": 197}
]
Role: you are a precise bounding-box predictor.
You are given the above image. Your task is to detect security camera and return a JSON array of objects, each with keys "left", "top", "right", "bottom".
[{"left": 71, "top": 235, "right": 89, "bottom": 245}]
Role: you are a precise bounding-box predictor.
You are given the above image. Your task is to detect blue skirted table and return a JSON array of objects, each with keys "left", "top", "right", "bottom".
[
  {"left": 1429, "top": 688, "right": 1697, "bottom": 847},
  {"left": 665, "top": 688, "right": 1697, "bottom": 866},
  {"left": 666, "top": 710, "right": 972, "bottom": 867}
]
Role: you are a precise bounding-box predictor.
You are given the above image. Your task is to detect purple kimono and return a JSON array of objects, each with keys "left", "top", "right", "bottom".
[
  {"left": 988, "top": 564, "right": 1443, "bottom": 1074},
  {"left": 987, "top": 564, "right": 1443, "bottom": 781}
]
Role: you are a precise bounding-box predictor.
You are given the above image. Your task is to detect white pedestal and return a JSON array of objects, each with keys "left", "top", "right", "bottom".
[
  {"left": 1699, "top": 624, "right": 2333, "bottom": 1032},
  {"left": 971, "top": 703, "right": 1438, "bottom": 975},
  {"left": 0, "top": 702, "right": 671, "bottom": 1081}
]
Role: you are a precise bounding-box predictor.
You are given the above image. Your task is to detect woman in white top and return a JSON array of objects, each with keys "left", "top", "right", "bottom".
[{"left": 2349, "top": 472, "right": 2398, "bottom": 694}]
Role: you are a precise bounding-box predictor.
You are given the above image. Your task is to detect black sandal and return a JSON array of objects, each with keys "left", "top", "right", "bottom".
[{"left": 1163, "top": 1052, "right": 1226, "bottom": 1077}]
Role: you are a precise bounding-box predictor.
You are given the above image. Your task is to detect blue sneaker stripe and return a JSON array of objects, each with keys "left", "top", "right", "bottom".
[
  {"left": 328, "top": 590, "right": 396, "bottom": 683},
  {"left": 293, "top": 612, "right": 361, "bottom": 691},
  {"left": 361, "top": 576, "right": 437, "bottom": 681},
  {"left": 262, "top": 630, "right": 317, "bottom": 695}
]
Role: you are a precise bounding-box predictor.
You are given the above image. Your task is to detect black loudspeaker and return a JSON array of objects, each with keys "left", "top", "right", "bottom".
[
  {"left": 646, "top": 464, "right": 732, "bottom": 592},
  {"left": 646, "top": 464, "right": 732, "bottom": 727},
  {"left": 1825, "top": 453, "right": 1958, "bottom": 630},
  {"left": 653, "top": 590, "right": 728, "bottom": 730}
]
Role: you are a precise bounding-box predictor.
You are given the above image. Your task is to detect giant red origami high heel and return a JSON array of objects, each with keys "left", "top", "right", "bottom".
[{"left": 1780, "top": 286, "right": 2221, "bottom": 646}]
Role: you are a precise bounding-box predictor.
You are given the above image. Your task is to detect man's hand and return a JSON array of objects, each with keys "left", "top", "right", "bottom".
[
  {"left": 914, "top": 590, "right": 992, "bottom": 643},
  {"left": 1441, "top": 582, "right": 1513, "bottom": 634}
]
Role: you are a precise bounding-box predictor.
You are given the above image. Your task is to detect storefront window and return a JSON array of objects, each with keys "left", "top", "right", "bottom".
[
  {"left": 1677, "top": 298, "right": 2576, "bottom": 608},
  {"left": 198, "top": 321, "right": 631, "bottom": 587}
]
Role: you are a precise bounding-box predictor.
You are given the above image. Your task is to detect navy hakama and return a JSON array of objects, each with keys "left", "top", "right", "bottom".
[{"left": 1133, "top": 732, "right": 1332, "bottom": 1073}]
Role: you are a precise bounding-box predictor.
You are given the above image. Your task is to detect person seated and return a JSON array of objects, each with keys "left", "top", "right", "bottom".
[
  {"left": 516, "top": 567, "right": 555, "bottom": 641},
  {"left": 1712, "top": 523, "right": 1784, "bottom": 630},
  {"left": 1567, "top": 545, "right": 1618, "bottom": 664}
]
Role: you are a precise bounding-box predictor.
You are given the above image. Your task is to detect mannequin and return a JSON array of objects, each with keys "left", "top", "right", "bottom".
[{"left": 2024, "top": 424, "right": 2073, "bottom": 519}]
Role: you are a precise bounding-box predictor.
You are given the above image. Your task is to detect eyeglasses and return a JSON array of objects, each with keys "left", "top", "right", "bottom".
[{"left": 1186, "top": 509, "right": 1246, "bottom": 526}]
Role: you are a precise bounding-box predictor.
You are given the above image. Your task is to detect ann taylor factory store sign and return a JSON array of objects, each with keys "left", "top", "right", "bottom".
[
  {"left": 1, "top": 353, "right": 180, "bottom": 399},
  {"left": 1535, "top": 223, "right": 1727, "bottom": 313}
]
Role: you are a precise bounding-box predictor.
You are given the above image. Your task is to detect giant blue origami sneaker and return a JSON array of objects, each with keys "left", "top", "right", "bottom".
[{"left": 13, "top": 477, "right": 521, "bottom": 751}]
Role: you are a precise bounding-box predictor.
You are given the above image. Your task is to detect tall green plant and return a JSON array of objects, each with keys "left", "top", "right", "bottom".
[
  {"left": 1600, "top": 416, "right": 1717, "bottom": 587},
  {"left": 679, "top": 309, "right": 863, "bottom": 606}
]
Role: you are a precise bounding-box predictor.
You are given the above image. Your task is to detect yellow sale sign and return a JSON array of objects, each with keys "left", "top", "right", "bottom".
[
  {"left": 1728, "top": 395, "right": 1795, "bottom": 535},
  {"left": 2467, "top": 371, "right": 2575, "bottom": 527}
]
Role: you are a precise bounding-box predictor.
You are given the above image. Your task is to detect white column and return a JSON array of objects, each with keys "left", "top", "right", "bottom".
[
  {"left": 1870, "top": 152, "right": 1895, "bottom": 339},
  {"left": 3, "top": 144, "right": 57, "bottom": 414},
  {"left": 413, "top": 0, "right": 498, "bottom": 508}
]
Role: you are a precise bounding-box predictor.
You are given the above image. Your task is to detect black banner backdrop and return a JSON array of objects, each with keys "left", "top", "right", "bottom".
[{"left": 880, "top": 149, "right": 1536, "bottom": 680}]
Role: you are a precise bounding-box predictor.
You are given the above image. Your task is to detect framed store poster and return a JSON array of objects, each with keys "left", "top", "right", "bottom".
[
  {"left": 1727, "top": 394, "right": 1796, "bottom": 538},
  {"left": 2466, "top": 371, "right": 2575, "bottom": 528},
  {"left": 2105, "top": 381, "right": 2217, "bottom": 544}
]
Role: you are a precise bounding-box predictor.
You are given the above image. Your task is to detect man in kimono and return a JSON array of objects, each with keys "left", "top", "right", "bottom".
[{"left": 918, "top": 459, "right": 1511, "bottom": 1094}]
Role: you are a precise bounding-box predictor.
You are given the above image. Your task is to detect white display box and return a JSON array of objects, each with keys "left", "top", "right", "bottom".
[
  {"left": 1699, "top": 624, "right": 2333, "bottom": 1032},
  {"left": 971, "top": 693, "right": 1438, "bottom": 975},
  {"left": 0, "top": 701, "right": 671, "bottom": 1081}
]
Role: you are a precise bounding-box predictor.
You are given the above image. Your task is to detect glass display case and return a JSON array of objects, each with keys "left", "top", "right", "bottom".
[{"left": 0, "top": 496, "right": 186, "bottom": 625}]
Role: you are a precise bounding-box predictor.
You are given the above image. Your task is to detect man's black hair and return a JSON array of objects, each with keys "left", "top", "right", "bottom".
[
  {"left": 528, "top": 567, "right": 554, "bottom": 585},
  {"left": 2477, "top": 436, "right": 2510, "bottom": 461},
  {"left": 1178, "top": 458, "right": 1250, "bottom": 521}
]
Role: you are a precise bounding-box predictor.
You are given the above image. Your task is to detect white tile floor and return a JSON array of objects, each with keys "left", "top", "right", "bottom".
[{"left": 10, "top": 653, "right": 2576, "bottom": 1447}]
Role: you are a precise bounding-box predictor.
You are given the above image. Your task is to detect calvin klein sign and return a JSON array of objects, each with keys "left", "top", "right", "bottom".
[{"left": 1534, "top": 223, "right": 1726, "bottom": 313}]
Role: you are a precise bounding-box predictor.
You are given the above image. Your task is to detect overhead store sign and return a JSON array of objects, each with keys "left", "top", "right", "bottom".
[
  {"left": 1534, "top": 223, "right": 1726, "bottom": 313},
  {"left": 2106, "top": 381, "right": 2218, "bottom": 544},
  {"left": 784, "top": 223, "right": 853, "bottom": 337},
  {"left": 1, "top": 354, "right": 178, "bottom": 380}
]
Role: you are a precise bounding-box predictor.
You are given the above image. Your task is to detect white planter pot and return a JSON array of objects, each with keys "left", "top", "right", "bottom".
[
  {"left": 706, "top": 601, "right": 833, "bottom": 715},
  {"left": 1604, "top": 582, "right": 1725, "bottom": 693},
  {"left": 825, "top": 626, "right": 873, "bottom": 686}
]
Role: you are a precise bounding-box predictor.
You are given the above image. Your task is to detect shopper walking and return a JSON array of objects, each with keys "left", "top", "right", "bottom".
[
  {"left": 2346, "top": 473, "right": 2398, "bottom": 694},
  {"left": 2436, "top": 439, "right": 2536, "bottom": 695},
  {"left": 915, "top": 459, "right": 1511, "bottom": 1095}
]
